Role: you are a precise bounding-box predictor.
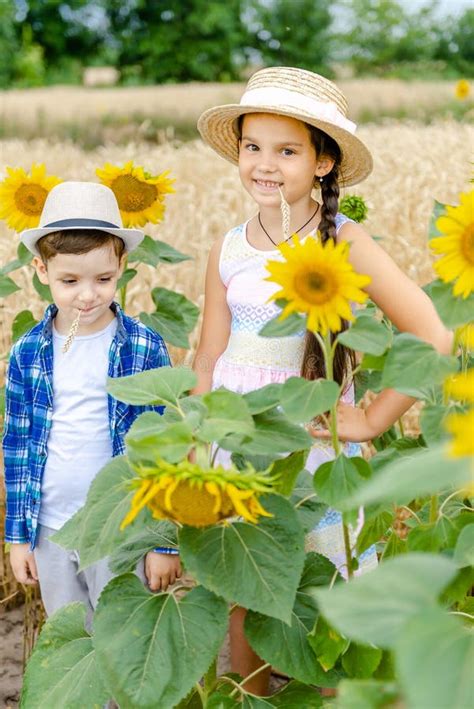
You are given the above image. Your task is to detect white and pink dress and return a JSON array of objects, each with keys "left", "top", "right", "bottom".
[{"left": 212, "top": 215, "right": 377, "bottom": 576}]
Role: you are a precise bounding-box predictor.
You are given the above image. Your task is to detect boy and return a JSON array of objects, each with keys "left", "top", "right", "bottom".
[{"left": 3, "top": 181, "right": 181, "bottom": 617}]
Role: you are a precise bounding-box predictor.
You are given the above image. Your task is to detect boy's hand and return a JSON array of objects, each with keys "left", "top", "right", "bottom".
[
  {"left": 145, "top": 551, "right": 182, "bottom": 592},
  {"left": 309, "top": 402, "right": 379, "bottom": 443},
  {"left": 9, "top": 543, "right": 38, "bottom": 585}
]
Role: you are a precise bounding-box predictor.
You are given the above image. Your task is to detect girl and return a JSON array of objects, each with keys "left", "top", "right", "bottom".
[{"left": 193, "top": 66, "right": 452, "bottom": 695}]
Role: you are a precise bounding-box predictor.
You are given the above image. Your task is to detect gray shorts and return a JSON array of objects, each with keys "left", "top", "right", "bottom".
[{"left": 34, "top": 524, "right": 145, "bottom": 621}]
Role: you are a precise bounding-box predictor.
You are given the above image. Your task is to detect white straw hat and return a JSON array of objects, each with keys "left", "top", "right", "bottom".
[
  {"left": 20, "top": 181, "right": 144, "bottom": 256},
  {"left": 198, "top": 66, "right": 372, "bottom": 186}
]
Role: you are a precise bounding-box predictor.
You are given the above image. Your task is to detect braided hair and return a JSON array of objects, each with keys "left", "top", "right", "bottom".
[{"left": 300, "top": 125, "right": 356, "bottom": 388}]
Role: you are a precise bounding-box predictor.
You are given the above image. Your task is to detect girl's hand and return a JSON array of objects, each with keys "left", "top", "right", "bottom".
[
  {"left": 9, "top": 543, "right": 38, "bottom": 585},
  {"left": 145, "top": 551, "right": 182, "bottom": 592},
  {"left": 309, "top": 402, "right": 379, "bottom": 443}
]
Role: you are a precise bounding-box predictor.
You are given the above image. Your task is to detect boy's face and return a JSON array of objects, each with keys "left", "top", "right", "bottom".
[{"left": 33, "top": 242, "right": 125, "bottom": 335}]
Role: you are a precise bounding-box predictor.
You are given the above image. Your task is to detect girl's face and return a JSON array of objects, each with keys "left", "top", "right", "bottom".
[{"left": 238, "top": 113, "right": 326, "bottom": 210}]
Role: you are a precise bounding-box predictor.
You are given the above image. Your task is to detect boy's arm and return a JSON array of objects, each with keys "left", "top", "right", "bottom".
[{"left": 3, "top": 350, "right": 31, "bottom": 544}]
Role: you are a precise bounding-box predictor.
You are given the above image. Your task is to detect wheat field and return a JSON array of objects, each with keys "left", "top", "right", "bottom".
[
  {"left": 1, "top": 120, "right": 472, "bottom": 370},
  {"left": 0, "top": 79, "right": 465, "bottom": 128}
]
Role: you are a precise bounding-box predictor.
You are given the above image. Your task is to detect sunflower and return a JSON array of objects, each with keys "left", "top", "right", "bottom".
[
  {"left": 96, "top": 161, "right": 174, "bottom": 227},
  {"left": 444, "top": 369, "right": 474, "bottom": 403},
  {"left": 456, "top": 322, "right": 474, "bottom": 351},
  {"left": 265, "top": 235, "right": 371, "bottom": 335},
  {"left": 121, "top": 458, "right": 275, "bottom": 529},
  {"left": 0, "top": 164, "right": 61, "bottom": 232},
  {"left": 339, "top": 194, "right": 369, "bottom": 223},
  {"left": 455, "top": 80, "right": 470, "bottom": 101},
  {"left": 430, "top": 189, "right": 474, "bottom": 298},
  {"left": 445, "top": 408, "right": 474, "bottom": 458}
]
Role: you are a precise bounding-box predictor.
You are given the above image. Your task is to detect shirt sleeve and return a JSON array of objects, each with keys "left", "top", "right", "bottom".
[
  {"left": 135, "top": 332, "right": 172, "bottom": 417},
  {"left": 2, "top": 350, "right": 31, "bottom": 544}
]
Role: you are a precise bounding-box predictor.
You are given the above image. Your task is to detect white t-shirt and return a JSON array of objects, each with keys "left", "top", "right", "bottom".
[{"left": 38, "top": 318, "right": 117, "bottom": 530}]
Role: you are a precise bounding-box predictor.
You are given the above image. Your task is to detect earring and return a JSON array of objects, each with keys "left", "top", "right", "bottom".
[{"left": 319, "top": 176, "right": 324, "bottom": 184}]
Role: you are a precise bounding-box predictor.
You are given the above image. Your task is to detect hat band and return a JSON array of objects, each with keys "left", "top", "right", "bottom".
[
  {"left": 240, "top": 87, "right": 356, "bottom": 134},
  {"left": 43, "top": 218, "right": 121, "bottom": 229}
]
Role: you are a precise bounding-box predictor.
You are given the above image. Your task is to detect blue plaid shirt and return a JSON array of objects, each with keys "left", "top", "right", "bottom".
[{"left": 3, "top": 302, "right": 170, "bottom": 548}]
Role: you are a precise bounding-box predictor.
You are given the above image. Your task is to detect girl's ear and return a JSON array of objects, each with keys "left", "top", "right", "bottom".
[
  {"left": 315, "top": 155, "right": 335, "bottom": 178},
  {"left": 33, "top": 256, "right": 49, "bottom": 285}
]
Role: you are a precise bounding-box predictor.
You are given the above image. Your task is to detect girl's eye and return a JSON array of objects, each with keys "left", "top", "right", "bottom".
[
  {"left": 244, "top": 142, "right": 259, "bottom": 152},
  {"left": 99, "top": 277, "right": 112, "bottom": 282},
  {"left": 282, "top": 148, "right": 295, "bottom": 156},
  {"left": 61, "top": 279, "right": 76, "bottom": 285}
]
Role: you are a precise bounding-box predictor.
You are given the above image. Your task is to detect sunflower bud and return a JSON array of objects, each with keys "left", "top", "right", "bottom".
[
  {"left": 339, "top": 194, "right": 369, "bottom": 223},
  {"left": 121, "top": 458, "right": 275, "bottom": 530}
]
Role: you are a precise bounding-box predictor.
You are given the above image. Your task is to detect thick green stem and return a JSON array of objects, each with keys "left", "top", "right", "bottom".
[
  {"left": 316, "top": 332, "right": 353, "bottom": 578},
  {"left": 342, "top": 521, "right": 353, "bottom": 580}
]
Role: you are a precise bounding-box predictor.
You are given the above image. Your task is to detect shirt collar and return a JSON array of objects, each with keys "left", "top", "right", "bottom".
[{"left": 40, "top": 302, "right": 127, "bottom": 343}]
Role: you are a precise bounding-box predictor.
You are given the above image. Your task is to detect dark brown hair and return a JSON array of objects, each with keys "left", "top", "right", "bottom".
[
  {"left": 37, "top": 229, "right": 125, "bottom": 263},
  {"left": 301, "top": 125, "right": 355, "bottom": 388}
]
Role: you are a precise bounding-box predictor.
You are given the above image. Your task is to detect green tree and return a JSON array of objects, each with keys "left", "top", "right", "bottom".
[
  {"left": 106, "top": 0, "right": 248, "bottom": 83},
  {"left": 340, "top": 0, "right": 438, "bottom": 75},
  {"left": 247, "top": 0, "right": 334, "bottom": 75},
  {"left": 0, "top": 0, "right": 18, "bottom": 88},
  {"left": 434, "top": 8, "right": 474, "bottom": 75}
]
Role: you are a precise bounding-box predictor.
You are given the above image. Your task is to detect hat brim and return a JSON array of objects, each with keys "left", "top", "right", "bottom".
[
  {"left": 20, "top": 225, "right": 144, "bottom": 257},
  {"left": 198, "top": 104, "right": 372, "bottom": 187}
]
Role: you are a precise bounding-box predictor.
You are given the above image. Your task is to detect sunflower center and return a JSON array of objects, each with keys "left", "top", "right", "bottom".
[
  {"left": 294, "top": 268, "right": 337, "bottom": 304},
  {"left": 152, "top": 481, "right": 221, "bottom": 527},
  {"left": 111, "top": 174, "right": 157, "bottom": 212},
  {"left": 14, "top": 184, "right": 48, "bottom": 216},
  {"left": 461, "top": 223, "right": 474, "bottom": 265}
]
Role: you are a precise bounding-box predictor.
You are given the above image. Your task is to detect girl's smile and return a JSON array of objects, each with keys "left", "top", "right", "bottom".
[{"left": 239, "top": 113, "right": 319, "bottom": 214}]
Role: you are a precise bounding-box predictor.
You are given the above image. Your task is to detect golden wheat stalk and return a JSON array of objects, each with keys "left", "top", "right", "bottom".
[
  {"left": 62, "top": 310, "right": 81, "bottom": 353},
  {"left": 278, "top": 185, "right": 291, "bottom": 240}
]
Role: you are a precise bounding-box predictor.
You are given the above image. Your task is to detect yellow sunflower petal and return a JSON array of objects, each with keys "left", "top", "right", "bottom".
[
  {"left": 265, "top": 236, "right": 370, "bottom": 335},
  {"left": 96, "top": 161, "right": 174, "bottom": 228},
  {"left": 0, "top": 163, "right": 62, "bottom": 232},
  {"left": 431, "top": 190, "right": 474, "bottom": 298},
  {"left": 445, "top": 408, "right": 474, "bottom": 457}
]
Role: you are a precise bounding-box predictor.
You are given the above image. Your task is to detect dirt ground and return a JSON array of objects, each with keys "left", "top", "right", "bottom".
[{"left": 0, "top": 606, "right": 23, "bottom": 708}]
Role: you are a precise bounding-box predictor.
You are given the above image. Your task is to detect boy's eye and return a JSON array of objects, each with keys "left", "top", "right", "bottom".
[
  {"left": 61, "top": 279, "right": 76, "bottom": 285},
  {"left": 99, "top": 277, "right": 112, "bottom": 282},
  {"left": 282, "top": 148, "right": 295, "bottom": 156}
]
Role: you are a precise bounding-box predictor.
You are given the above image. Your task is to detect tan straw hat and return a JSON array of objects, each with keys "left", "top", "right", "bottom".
[
  {"left": 198, "top": 66, "right": 372, "bottom": 187},
  {"left": 20, "top": 181, "right": 144, "bottom": 256}
]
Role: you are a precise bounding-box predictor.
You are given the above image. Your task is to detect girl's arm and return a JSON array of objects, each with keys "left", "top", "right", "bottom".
[
  {"left": 315, "top": 223, "right": 453, "bottom": 442},
  {"left": 192, "top": 236, "right": 231, "bottom": 394}
]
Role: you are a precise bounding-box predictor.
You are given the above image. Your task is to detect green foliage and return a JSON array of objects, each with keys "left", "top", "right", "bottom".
[
  {"left": 94, "top": 576, "right": 228, "bottom": 708},
  {"left": 248, "top": 0, "right": 333, "bottom": 75},
  {"left": 280, "top": 377, "right": 340, "bottom": 423},
  {"left": 21, "top": 603, "right": 108, "bottom": 708},
  {"left": 315, "top": 554, "right": 458, "bottom": 648},
  {"left": 51, "top": 456, "right": 140, "bottom": 570},
  {"left": 179, "top": 495, "right": 305, "bottom": 623},
  {"left": 245, "top": 553, "right": 343, "bottom": 687},
  {"left": 22, "top": 195, "right": 474, "bottom": 707},
  {"left": 395, "top": 608, "right": 474, "bottom": 709},
  {"left": 141, "top": 287, "right": 200, "bottom": 349},
  {"left": 381, "top": 332, "right": 458, "bottom": 398}
]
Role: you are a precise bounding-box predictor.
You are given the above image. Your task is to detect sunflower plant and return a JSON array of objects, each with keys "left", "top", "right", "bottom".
[{"left": 18, "top": 195, "right": 474, "bottom": 709}]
